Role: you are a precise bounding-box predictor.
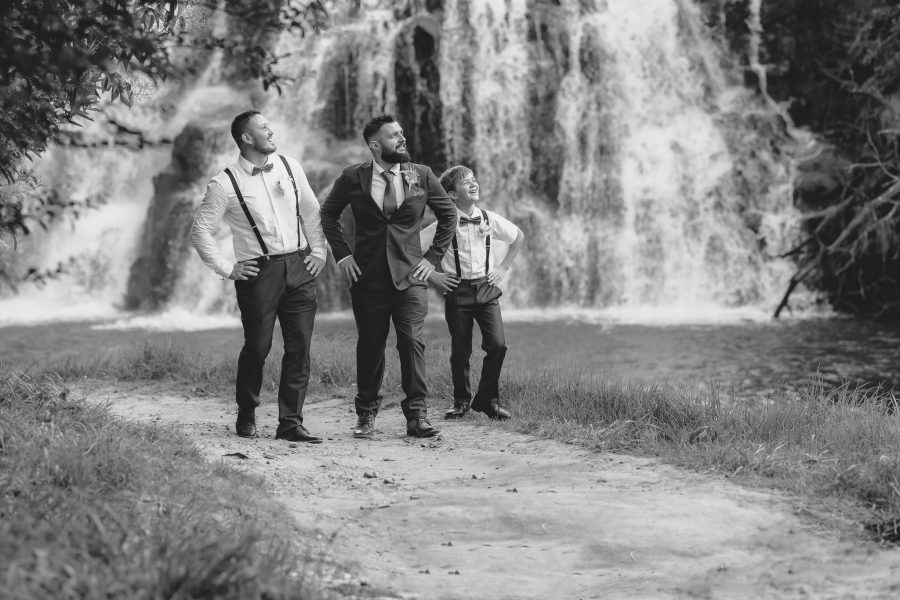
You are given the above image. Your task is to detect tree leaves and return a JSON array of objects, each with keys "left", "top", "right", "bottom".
[{"left": 0, "top": 0, "right": 331, "bottom": 290}]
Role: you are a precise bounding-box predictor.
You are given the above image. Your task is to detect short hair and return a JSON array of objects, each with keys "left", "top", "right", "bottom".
[
  {"left": 363, "top": 114, "right": 398, "bottom": 143},
  {"left": 231, "top": 110, "right": 260, "bottom": 146},
  {"left": 439, "top": 165, "right": 474, "bottom": 194}
]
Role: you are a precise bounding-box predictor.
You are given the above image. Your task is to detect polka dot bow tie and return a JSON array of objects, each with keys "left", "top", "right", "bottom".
[{"left": 459, "top": 215, "right": 482, "bottom": 225}]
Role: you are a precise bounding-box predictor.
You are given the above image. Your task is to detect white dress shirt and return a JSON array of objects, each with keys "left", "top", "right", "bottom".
[
  {"left": 371, "top": 161, "right": 406, "bottom": 211},
  {"left": 431, "top": 206, "right": 519, "bottom": 278},
  {"left": 191, "top": 154, "right": 327, "bottom": 278}
]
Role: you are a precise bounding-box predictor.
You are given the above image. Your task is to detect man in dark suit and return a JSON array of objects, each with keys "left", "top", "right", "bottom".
[{"left": 320, "top": 114, "right": 456, "bottom": 439}]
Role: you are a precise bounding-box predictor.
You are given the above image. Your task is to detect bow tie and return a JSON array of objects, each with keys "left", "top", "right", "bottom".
[
  {"left": 251, "top": 162, "right": 274, "bottom": 175},
  {"left": 459, "top": 215, "right": 482, "bottom": 225}
]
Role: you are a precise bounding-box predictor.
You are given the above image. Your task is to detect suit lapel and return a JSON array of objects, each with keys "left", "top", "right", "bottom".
[
  {"left": 359, "top": 161, "right": 373, "bottom": 197},
  {"left": 393, "top": 162, "right": 420, "bottom": 217},
  {"left": 357, "top": 161, "right": 386, "bottom": 220}
]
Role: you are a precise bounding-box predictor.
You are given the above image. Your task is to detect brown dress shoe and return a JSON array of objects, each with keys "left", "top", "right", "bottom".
[
  {"left": 444, "top": 401, "right": 470, "bottom": 419},
  {"left": 471, "top": 401, "right": 511, "bottom": 421},
  {"left": 407, "top": 417, "right": 440, "bottom": 438},
  {"left": 275, "top": 425, "right": 323, "bottom": 444},
  {"left": 353, "top": 413, "right": 375, "bottom": 439},
  {"left": 236, "top": 409, "right": 257, "bottom": 438}
]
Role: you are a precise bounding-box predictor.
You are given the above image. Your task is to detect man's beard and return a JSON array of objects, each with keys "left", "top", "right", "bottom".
[
  {"left": 253, "top": 138, "right": 276, "bottom": 154},
  {"left": 381, "top": 147, "right": 410, "bottom": 164}
]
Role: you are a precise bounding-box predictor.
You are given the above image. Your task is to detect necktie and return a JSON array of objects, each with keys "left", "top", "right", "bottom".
[
  {"left": 381, "top": 171, "right": 397, "bottom": 218},
  {"left": 251, "top": 162, "right": 274, "bottom": 176},
  {"left": 459, "top": 215, "right": 482, "bottom": 225}
]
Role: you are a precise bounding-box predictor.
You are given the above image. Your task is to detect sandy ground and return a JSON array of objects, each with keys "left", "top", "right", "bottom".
[{"left": 85, "top": 383, "right": 900, "bottom": 600}]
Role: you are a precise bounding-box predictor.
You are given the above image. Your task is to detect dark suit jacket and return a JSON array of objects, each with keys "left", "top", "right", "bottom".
[{"left": 321, "top": 161, "right": 457, "bottom": 290}]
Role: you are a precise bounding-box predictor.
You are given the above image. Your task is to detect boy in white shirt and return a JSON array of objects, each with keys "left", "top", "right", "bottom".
[{"left": 426, "top": 165, "right": 525, "bottom": 420}]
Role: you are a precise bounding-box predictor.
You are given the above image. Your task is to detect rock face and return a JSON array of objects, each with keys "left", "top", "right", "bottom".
[
  {"left": 124, "top": 124, "right": 229, "bottom": 310},
  {"left": 14, "top": 0, "right": 810, "bottom": 318}
]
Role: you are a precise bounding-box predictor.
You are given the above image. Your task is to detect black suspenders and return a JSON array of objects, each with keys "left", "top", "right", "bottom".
[
  {"left": 277, "top": 154, "right": 303, "bottom": 247},
  {"left": 223, "top": 155, "right": 303, "bottom": 260},
  {"left": 450, "top": 211, "right": 491, "bottom": 278},
  {"left": 224, "top": 167, "right": 268, "bottom": 258}
]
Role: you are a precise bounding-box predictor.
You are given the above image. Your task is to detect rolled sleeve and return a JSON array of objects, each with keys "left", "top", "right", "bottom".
[
  {"left": 190, "top": 179, "right": 233, "bottom": 278},
  {"left": 488, "top": 211, "right": 519, "bottom": 244}
]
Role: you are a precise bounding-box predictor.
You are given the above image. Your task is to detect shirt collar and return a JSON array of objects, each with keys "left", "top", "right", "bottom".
[
  {"left": 456, "top": 206, "right": 482, "bottom": 220},
  {"left": 373, "top": 162, "right": 401, "bottom": 177},
  {"left": 237, "top": 154, "right": 270, "bottom": 175}
]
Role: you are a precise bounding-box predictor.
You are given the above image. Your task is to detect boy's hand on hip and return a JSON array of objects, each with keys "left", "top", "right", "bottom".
[
  {"left": 429, "top": 272, "right": 459, "bottom": 293},
  {"left": 410, "top": 258, "right": 435, "bottom": 281},
  {"left": 229, "top": 260, "right": 259, "bottom": 280},
  {"left": 304, "top": 255, "right": 325, "bottom": 277},
  {"left": 487, "top": 266, "right": 508, "bottom": 286}
]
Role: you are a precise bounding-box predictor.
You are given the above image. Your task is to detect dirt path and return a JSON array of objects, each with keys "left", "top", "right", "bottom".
[{"left": 88, "top": 383, "right": 899, "bottom": 600}]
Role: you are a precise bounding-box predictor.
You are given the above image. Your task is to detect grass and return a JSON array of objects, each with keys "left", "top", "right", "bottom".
[
  {"left": 12, "top": 329, "right": 900, "bottom": 572},
  {"left": 0, "top": 373, "right": 321, "bottom": 600},
  {"left": 47, "top": 331, "right": 447, "bottom": 399},
  {"left": 502, "top": 366, "right": 900, "bottom": 541}
]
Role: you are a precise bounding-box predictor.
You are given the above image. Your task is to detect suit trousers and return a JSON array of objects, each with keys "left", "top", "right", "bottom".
[
  {"left": 444, "top": 280, "right": 507, "bottom": 406},
  {"left": 350, "top": 283, "right": 429, "bottom": 420},
  {"left": 235, "top": 250, "right": 317, "bottom": 436}
]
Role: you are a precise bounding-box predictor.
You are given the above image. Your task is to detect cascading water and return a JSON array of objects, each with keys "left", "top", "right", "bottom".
[{"left": 0, "top": 0, "right": 811, "bottom": 327}]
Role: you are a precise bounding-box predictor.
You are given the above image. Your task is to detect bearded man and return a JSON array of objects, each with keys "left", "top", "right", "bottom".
[
  {"left": 320, "top": 114, "right": 456, "bottom": 439},
  {"left": 191, "top": 110, "right": 327, "bottom": 443}
]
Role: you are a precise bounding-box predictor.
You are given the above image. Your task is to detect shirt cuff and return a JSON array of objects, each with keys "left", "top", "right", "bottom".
[
  {"left": 215, "top": 259, "right": 233, "bottom": 279},
  {"left": 337, "top": 255, "right": 353, "bottom": 265}
]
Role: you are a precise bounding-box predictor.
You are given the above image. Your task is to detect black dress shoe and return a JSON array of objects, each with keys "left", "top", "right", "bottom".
[
  {"left": 471, "top": 401, "right": 511, "bottom": 421},
  {"left": 275, "top": 425, "right": 323, "bottom": 444},
  {"left": 444, "top": 401, "right": 470, "bottom": 419},
  {"left": 236, "top": 409, "right": 257, "bottom": 438},
  {"left": 353, "top": 413, "right": 375, "bottom": 439},
  {"left": 407, "top": 417, "right": 440, "bottom": 438}
]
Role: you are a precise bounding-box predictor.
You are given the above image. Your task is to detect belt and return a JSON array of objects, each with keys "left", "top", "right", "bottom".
[
  {"left": 458, "top": 276, "right": 487, "bottom": 285},
  {"left": 256, "top": 247, "right": 308, "bottom": 261}
]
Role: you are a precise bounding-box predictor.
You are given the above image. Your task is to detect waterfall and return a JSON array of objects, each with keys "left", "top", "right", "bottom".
[{"left": 0, "top": 0, "right": 809, "bottom": 327}]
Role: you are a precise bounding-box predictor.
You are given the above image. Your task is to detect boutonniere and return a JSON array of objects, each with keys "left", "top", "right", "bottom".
[
  {"left": 275, "top": 177, "right": 288, "bottom": 195},
  {"left": 477, "top": 220, "right": 491, "bottom": 239},
  {"left": 400, "top": 166, "right": 420, "bottom": 188}
]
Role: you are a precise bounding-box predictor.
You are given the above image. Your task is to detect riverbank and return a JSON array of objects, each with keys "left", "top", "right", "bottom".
[
  {"left": 3, "top": 333, "right": 900, "bottom": 597},
  {"left": 38, "top": 333, "right": 900, "bottom": 541},
  {"left": 91, "top": 382, "right": 900, "bottom": 598}
]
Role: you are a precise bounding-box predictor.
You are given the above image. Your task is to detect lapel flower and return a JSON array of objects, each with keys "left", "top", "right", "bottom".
[
  {"left": 476, "top": 218, "right": 491, "bottom": 239},
  {"left": 400, "top": 165, "right": 420, "bottom": 188},
  {"left": 275, "top": 177, "right": 287, "bottom": 195}
]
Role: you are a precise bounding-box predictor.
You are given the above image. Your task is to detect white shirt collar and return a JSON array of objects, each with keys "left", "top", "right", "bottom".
[
  {"left": 237, "top": 154, "right": 271, "bottom": 175},
  {"left": 373, "top": 161, "right": 401, "bottom": 176},
  {"left": 456, "top": 206, "right": 483, "bottom": 220}
]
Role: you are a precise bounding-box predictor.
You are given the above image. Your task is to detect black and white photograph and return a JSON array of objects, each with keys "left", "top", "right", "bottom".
[{"left": 2, "top": 0, "right": 899, "bottom": 598}]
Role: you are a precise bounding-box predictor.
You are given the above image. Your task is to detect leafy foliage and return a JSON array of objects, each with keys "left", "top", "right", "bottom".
[
  {"left": 0, "top": 0, "right": 329, "bottom": 289},
  {"left": 0, "top": 0, "right": 180, "bottom": 181}
]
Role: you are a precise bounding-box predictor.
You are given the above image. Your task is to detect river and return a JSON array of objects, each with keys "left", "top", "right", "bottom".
[{"left": 2, "top": 314, "right": 897, "bottom": 396}]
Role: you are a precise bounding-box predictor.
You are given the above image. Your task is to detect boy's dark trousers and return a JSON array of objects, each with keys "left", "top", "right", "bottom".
[
  {"left": 444, "top": 278, "right": 507, "bottom": 406},
  {"left": 234, "top": 249, "right": 317, "bottom": 437}
]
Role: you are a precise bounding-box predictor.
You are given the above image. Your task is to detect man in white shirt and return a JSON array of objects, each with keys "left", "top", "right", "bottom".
[{"left": 191, "top": 110, "right": 327, "bottom": 443}]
